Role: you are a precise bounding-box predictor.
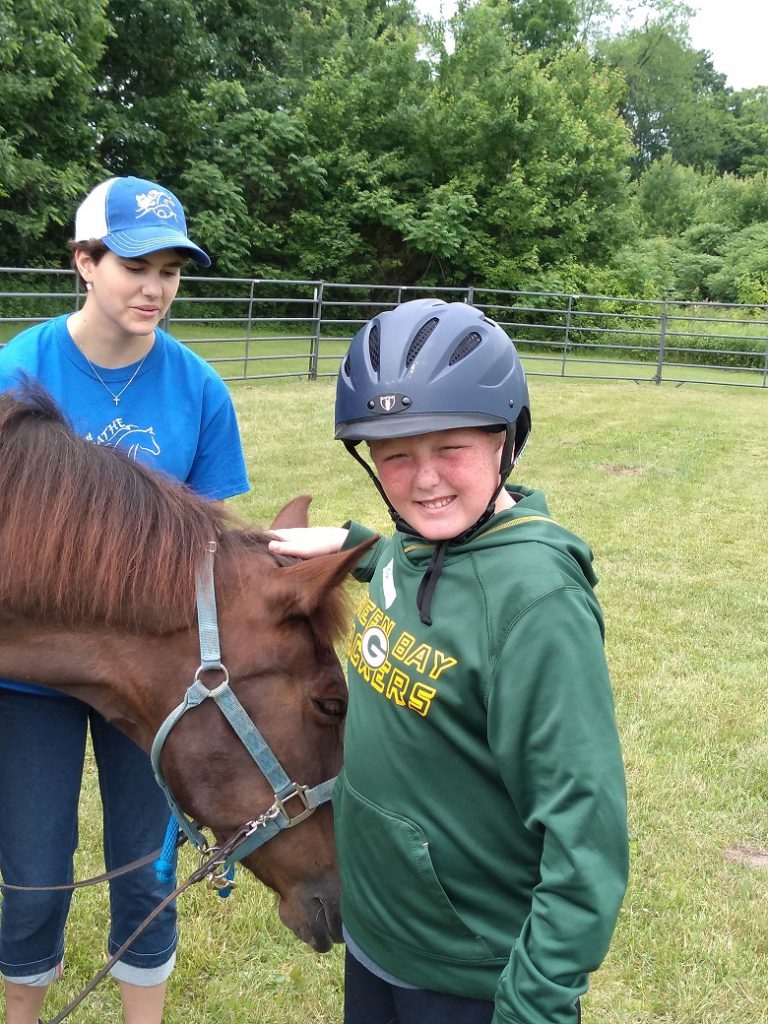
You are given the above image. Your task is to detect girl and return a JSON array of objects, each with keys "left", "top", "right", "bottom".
[{"left": 0, "top": 176, "right": 250, "bottom": 1024}]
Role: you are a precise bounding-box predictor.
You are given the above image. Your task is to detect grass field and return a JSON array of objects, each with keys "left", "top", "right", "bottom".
[{"left": 8, "top": 376, "right": 768, "bottom": 1024}]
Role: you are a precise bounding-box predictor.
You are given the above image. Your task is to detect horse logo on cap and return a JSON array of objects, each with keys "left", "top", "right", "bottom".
[{"left": 135, "top": 189, "right": 179, "bottom": 222}]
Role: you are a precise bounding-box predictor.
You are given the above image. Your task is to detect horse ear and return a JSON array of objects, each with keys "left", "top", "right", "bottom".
[
  {"left": 268, "top": 538, "right": 378, "bottom": 618},
  {"left": 270, "top": 495, "right": 312, "bottom": 530}
]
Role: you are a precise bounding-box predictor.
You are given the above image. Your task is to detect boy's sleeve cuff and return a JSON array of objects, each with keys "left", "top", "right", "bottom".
[{"left": 341, "top": 520, "right": 378, "bottom": 550}]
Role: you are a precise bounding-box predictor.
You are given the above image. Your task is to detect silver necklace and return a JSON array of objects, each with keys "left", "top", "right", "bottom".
[{"left": 80, "top": 349, "right": 149, "bottom": 406}]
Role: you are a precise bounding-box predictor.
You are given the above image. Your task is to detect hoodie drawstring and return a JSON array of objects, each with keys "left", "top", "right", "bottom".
[{"left": 416, "top": 540, "right": 448, "bottom": 626}]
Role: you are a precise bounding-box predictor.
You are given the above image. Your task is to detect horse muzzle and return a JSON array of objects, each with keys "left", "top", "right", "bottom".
[{"left": 278, "top": 879, "right": 343, "bottom": 952}]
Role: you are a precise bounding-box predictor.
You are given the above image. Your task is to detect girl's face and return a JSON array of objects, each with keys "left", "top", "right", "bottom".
[
  {"left": 76, "top": 248, "right": 185, "bottom": 341},
  {"left": 369, "top": 427, "right": 511, "bottom": 541}
]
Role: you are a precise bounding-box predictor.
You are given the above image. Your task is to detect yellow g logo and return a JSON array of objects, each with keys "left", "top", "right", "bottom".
[{"left": 361, "top": 627, "right": 388, "bottom": 668}]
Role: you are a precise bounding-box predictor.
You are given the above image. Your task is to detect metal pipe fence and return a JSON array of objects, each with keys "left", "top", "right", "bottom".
[{"left": 2, "top": 267, "right": 767, "bottom": 388}]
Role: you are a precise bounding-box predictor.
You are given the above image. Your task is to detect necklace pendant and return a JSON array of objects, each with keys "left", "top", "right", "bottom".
[{"left": 113, "top": 396, "right": 120, "bottom": 406}]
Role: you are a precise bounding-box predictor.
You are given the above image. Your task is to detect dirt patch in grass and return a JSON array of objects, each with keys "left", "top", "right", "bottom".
[
  {"left": 724, "top": 844, "right": 768, "bottom": 870},
  {"left": 598, "top": 464, "right": 644, "bottom": 476}
]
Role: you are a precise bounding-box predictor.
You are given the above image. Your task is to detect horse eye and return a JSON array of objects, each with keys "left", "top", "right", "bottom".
[{"left": 312, "top": 698, "right": 347, "bottom": 720}]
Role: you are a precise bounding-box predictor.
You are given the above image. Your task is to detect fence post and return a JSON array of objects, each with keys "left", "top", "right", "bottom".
[
  {"left": 244, "top": 279, "right": 257, "bottom": 379},
  {"left": 561, "top": 294, "right": 574, "bottom": 377},
  {"left": 762, "top": 310, "right": 768, "bottom": 388},
  {"left": 309, "top": 281, "right": 324, "bottom": 381},
  {"left": 466, "top": 286, "right": 474, "bottom": 306},
  {"left": 654, "top": 301, "right": 668, "bottom": 385}
]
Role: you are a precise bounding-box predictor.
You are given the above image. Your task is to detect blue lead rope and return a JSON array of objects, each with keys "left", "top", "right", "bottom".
[
  {"left": 153, "top": 816, "right": 180, "bottom": 885},
  {"left": 153, "top": 815, "right": 235, "bottom": 897}
]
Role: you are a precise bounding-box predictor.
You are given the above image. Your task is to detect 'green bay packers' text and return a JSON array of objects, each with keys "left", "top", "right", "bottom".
[{"left": 347, "top": 595, "right": 457, "bottom": 717}]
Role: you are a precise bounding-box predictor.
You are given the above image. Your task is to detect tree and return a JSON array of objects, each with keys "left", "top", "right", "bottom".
[
  {"left": 629, "top": 163, "right": 768, "bottom": 300},
  {"left": 414, "top": 0, "right": 635, "bottom": 287},
  {"left": 719, "top": 88, "right": 768, "bottom": 177},
  {"left": 505, "top": 0, "right": 579, "bottom": 52},
  {"left": 575, "top": 0, "right": 695, "bottom": 46},
  {"left": 633, "top": 155, "right": 710, "bottom": 235},
  {"left": 598, "top": 23, "right": 731, "bottom": 175},
  {"left": 90, "top": 0, "right": 382, "bottom": 274},
  {"left": 705, "top": 222, "right": 768, "bottom": 304},
  {"left": 0, "top": 0, "right": 110, "bottom": 265},
  {"left": 280, "top": 0, "right": 433, "bottom": 281},
  {"left": 93, "top": 0, "right": 211, "bottom": 180}
]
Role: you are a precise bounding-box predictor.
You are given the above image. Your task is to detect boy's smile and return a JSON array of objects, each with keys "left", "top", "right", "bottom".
[{"left": 370, "top": 427, "right": 515, "bottom": 541}]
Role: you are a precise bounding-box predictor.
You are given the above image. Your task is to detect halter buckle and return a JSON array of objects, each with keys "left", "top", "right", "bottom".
[{"left": 273, "top": 784, "right": 313, "bottom": 827}]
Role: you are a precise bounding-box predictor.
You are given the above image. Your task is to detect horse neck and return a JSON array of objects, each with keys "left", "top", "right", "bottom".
[
  {"left": 0, "top": 616, "right": 199, "bottom": 751},
  {"left": 0, "top": 538, "right": 279, "bottom": 750}
]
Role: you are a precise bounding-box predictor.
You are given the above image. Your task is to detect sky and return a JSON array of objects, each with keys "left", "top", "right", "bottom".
[{"left": 414, "top": 0, "right": 768, "bottom": 91}]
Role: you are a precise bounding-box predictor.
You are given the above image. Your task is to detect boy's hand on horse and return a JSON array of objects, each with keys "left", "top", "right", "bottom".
[{"left": 268, "top": 526, "right": 349, "bottom": 558}]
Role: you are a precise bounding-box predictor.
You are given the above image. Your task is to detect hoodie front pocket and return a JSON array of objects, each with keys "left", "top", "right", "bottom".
[{"left": 335, "top": 774, "right": 497, "bottom": 963}]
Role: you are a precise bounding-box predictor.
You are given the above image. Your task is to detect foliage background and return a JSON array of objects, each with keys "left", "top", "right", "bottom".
[{"left": 2, "top": 0, "right": 768, "bottom": 302}]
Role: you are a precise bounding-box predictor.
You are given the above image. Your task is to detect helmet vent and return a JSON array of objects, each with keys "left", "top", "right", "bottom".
[
  {"left": 343, "top": 355, "right": 351, "bottom": 377},
  {"left": 406, "top": 317, "right": 440, "bottom": 367},
  {"left": 449, "top": 331, "right": 482, "bottom": 365},
  {"left": 368, "top": 325, "right": 380, "bottom": 372}
]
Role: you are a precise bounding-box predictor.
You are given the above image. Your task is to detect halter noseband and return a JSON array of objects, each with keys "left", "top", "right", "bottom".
[{"left": 150, "top": 541, "right": 338, "bottom": 876}]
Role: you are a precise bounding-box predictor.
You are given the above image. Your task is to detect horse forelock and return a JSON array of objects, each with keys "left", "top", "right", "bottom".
[{"left": 0, "top": 383, "right": 230, "bottom": 632}]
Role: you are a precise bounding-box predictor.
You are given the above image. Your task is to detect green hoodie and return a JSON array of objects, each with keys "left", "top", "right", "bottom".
[{"left": 335, "top": 487, "right": 628, "bottom": 1024}]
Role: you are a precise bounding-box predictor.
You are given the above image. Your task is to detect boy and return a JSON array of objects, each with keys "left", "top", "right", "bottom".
[{"left": 269, "top": 298, "right": 628, "bottom": 1024}]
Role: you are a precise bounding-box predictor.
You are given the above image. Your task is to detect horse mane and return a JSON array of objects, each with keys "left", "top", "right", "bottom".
[
  {"left": 0, "top": 380, "right": 235, "bottom": 632},
  {"left": 0, "top": 381, "right": 351, "bottom": 647}
]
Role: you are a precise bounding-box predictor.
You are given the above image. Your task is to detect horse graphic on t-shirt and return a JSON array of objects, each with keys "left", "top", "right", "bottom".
[
  {"left": 89, "top": 420, "right": 161, "bottom": 462},
  {"left": 108, "top": 424, "right": 161, "bottom": 461}
]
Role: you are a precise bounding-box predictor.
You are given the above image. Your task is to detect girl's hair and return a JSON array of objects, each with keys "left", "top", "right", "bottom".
[
  {"left": 67, "top": 239, "right": 109, "bottom": 286},
  {"left": 66, "top": 241, "right": 191, "bottom": 287}
]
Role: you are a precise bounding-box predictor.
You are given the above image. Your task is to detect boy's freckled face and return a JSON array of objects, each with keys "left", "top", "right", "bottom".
[{"left": 369, "top": 427, "right": 508, "bottom": 541}]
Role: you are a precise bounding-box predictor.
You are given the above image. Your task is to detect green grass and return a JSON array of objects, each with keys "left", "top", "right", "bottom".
[{"left": 8, "top": 377, "right": 768, "bottom": 1024}]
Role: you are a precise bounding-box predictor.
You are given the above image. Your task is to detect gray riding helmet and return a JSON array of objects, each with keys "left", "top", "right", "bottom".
[{"left": 335, "top": 298, "right": 530, "bottom": 459}]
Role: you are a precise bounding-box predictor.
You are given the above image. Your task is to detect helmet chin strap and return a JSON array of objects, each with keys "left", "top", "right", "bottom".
[
  {"left": 344, "top": 429, "right": 516, "bottom": 627},
  {"left": 452, "top": 427, "right": 515, "bottom": 544},
  {"left": 344, "top": 441, "right": 404, "bottom": 527}
]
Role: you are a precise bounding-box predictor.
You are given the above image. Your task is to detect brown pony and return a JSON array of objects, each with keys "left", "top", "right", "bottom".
[{"left": 0, "top": 382, "right": 372, "bottom": 951}]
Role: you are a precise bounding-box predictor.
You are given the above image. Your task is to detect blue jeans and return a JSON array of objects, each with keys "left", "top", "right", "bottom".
[
  {"left": 344, "top": 949, "right": 495, "bottom": 1024},
  {"left": 0, "top": 689, "right": 177, "bottom": 986}
]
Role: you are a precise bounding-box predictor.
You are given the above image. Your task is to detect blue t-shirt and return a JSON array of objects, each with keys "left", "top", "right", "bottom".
[{"left": 0, "top": 314, "right": 250, "bottom": 695}]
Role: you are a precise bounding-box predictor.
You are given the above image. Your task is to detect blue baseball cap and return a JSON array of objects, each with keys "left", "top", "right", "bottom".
[{"left": 74, "top": 176, "right": 211, "bottom": 267}]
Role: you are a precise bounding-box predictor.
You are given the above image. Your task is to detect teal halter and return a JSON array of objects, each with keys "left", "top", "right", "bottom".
[{"left": 150, "top": 542, "right": 338, "bottom": 883}]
